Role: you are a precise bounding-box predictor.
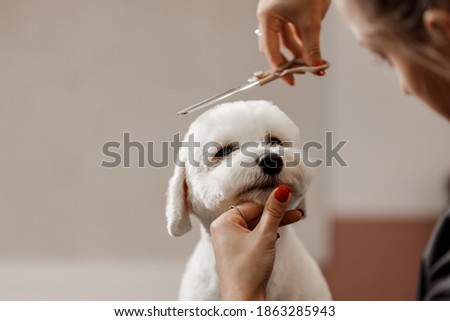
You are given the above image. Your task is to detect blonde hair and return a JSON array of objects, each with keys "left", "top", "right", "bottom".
[{"left": 355, "top": 0, "right": 450, "bottom": 80}]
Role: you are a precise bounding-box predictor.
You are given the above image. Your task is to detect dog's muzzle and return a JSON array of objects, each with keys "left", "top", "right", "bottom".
[{"left": 258, "top": 153, "right": 284, "bottom": 176}]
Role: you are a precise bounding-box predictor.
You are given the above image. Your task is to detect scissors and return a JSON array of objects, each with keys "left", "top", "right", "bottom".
[{"left": 177, "top": 58, "right": 330, "bottom": 115}]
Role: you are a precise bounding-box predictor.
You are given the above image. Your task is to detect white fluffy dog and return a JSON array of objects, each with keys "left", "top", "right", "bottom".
[{"left": 166, "top": 100, "right": 331, "bottom": 300}]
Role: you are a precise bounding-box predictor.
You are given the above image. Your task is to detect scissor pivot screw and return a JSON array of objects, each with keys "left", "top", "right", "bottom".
[{"left": 253, "top": 71, "right": 265, "bottom": 79}]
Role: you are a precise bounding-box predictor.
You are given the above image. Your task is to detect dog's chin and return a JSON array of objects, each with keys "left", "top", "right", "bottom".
[
  {"left": 237, "top": 184, "right": 279, "bottom": 208},
  {"left": 235, "top": 177, "right": 302, "bottom": 209}
]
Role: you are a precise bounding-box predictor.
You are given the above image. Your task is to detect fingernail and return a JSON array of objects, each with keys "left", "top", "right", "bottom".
[
  {"left": 313, "top": 61, "right": 325, "bottom": 77},
  {"left": 274, "top": 185, "right": 290, "bottom": 203}
]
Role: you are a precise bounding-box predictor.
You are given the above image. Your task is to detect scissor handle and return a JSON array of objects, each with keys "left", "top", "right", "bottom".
[
  {"left": 285, "top": 60, "right": 329, "bottom": 74},
  {"left": 254, "top": 59, "right": 330, "bottom": 85}
]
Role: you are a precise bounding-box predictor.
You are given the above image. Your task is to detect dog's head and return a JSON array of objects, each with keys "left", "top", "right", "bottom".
[{"left": 166, "top": 100, "right": 310, "bottom": 236}]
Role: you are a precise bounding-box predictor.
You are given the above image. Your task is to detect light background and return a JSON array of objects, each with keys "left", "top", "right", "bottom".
[{"left": 0, "top": 0, "right": 449, "bottom": 300}]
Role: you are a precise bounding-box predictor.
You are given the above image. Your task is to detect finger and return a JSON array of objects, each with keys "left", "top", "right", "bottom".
[
  {"left": 275, "top": 52, "right": 294, "bottom": 85},
  {"left": 281, "top": 23, "right": 303, "bottom": 58},
  {"left": 280, "top": 209, "right": 303, "bottom": 227},
  {"left": 228, "top": 202, "right": 262, "bottom": 224},
  {"left": 258, "top": 14, "right": 286, "bottom": 69},
  {"left": 257, "top": 185, "right": 291, "bottom": 235},
  {"left": 279, "top": 23, "right": 304, "bottom": 85},
  {"left": 211, "top": 202, "right": 261, "bottom": 236},
  {"left": 259, "top": 26, "right": 294, "bottom": 86},
  {"left": 296, "top": 18, "right": 323, "bottom": 67},
  {"left": 247, "top": 209, "right": 302, "bottom": 230}
]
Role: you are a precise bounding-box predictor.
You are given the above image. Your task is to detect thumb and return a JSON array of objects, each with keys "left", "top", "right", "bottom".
[{"left": 258, "top": 185, "right": 291, "bottom": 235}]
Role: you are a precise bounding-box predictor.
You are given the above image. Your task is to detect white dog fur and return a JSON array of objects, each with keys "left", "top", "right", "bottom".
[{"left": 166, "top": 100, "right": 331, "bottom": 300}]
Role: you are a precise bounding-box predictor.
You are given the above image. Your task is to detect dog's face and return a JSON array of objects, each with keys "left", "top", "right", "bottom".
[{"left": 166, "top": 100, "right": 309, "bottom": 236}]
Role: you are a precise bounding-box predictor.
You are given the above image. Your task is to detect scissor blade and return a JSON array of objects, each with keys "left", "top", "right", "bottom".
[{"left": 177, "top": 80, "right": 259, "bottom": 115}]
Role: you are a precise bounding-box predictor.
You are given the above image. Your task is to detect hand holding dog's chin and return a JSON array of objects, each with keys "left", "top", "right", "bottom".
[
  {"left": 211, "top": 203, "right": 271, "bottom": 301},
  {"left": 211, "top": 187, "right": 294, "bottom": 301}
]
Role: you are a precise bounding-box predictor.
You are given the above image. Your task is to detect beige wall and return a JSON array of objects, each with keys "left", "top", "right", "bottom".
[
  {"left": 329, "top": 6, "right": 450, "bottom": 217},
  {"left": 0, "top": 1, "right": 449, "bottom": 300}
]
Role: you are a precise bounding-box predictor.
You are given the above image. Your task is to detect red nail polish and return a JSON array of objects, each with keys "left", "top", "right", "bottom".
[
  {"left": 313, "top": 61, "right": 325, "bottom": 76},
  {"left": 274, "top": 185, "right": 290, "bottom": 202}
]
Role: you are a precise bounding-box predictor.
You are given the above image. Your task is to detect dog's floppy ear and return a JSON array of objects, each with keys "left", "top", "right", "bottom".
[{"left": 166, "top": 163, "right": 192, "bottom": 237}]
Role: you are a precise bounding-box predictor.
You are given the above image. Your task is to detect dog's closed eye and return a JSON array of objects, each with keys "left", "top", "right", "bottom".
[{"left": 214, "top": 143, "right": 239, "bottom": 158}]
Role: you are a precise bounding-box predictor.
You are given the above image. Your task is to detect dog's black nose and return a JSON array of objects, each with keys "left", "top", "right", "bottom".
[{"left": 258, "top": 153, "right": 283, "bottom": 175}]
